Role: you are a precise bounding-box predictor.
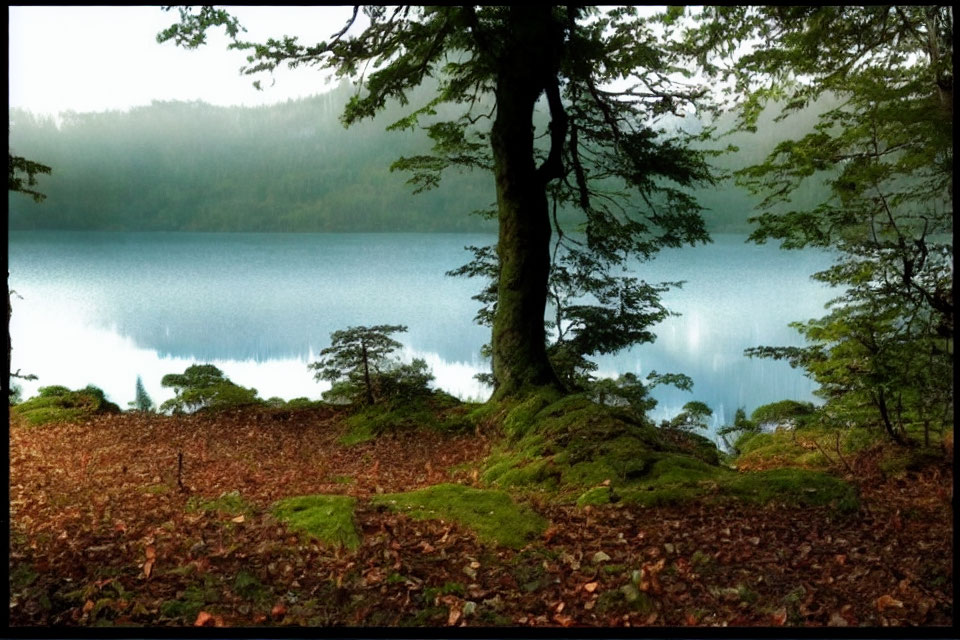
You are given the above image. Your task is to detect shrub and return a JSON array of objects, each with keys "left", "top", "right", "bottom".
[
  {"left": 159, "top": 364, "right": 261, "bottom": 414},
  {"left": 14, "top": 384, "right": 120, "bottom": 425},
  {"left": 750, "top": 400, "right": 817, "bottom": 429}
]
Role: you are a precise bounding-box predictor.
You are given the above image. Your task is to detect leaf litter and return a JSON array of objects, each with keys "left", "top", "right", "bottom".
[{"left": 9, "top": 407, "right": 953, "bottom": 627}]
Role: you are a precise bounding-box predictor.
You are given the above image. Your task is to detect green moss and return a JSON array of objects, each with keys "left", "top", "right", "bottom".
[
  {"left": 725, "top": 468, "right": 859, "bottom": 512},
  {"left": 618, "top": 485, "right": 707, "bottom": 507},
  {"left": 646, "top": 454, "right": 720, "bottom": 483},
  {"left": 503, "top": 393, "right": 555, "bottom": 439},
  {"left": 371, "top": 483, "right": 547, "bottom": 549},
  {"left": 339, "top": 394, "right": 475, "bottom": 444},
  {"left": 232, "top": 571, "right": 270, "bottom": 604},
  {"left": 273, "top": 494, "right": 361, "bottom": 550},
  {"left": 576, "top": 486, "right": 613, "bottom": 507},
  {"left": 14, "top": 385, "right": 121, "bottom": 426},
  {"left": 159, "top": 578, "right": 221, "bottom": 621}
]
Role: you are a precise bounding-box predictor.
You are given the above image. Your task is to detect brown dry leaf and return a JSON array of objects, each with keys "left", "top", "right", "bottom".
[
  {"left": 194, "top": 611, "right": 213, "bottom": 627},
  {"left": 447, "top": 605, "right": 462, "bottom": 626},
  {"left": 770, "top": 608, "right": 787, "bottom": 626},
  {"left": 639, "top": 558, "right": 666, "bottom": 594},
  {"left": 82, "top": 600, "right": 95, "bottom": 615},
  {"left": 271, "top": 603, "right": 287, "bottom": 619},
  {"left": 143, "top": 559, "right": 154, "bottom": 579},
  {"left": 876, "top": 594, "right": 904, "bottom": 611},
  {"left": 231, "top": 514, "right": 245, "bottom": 523},
  {"left": 145, "top": 545, "right": 156, "bottom": 560},
  {"left": 553, "top": 614, "right": 575, "bottom": 627},
  {"left": 828, "top": 611, "right": 849, "bottom": 626},
  {"left": 583, "top": 581, "right": 599, "bottom": 593}
]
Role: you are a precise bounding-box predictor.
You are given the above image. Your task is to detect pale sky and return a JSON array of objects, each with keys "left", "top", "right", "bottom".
[{"left": 9, "top": 5, "right": 362, "bottom": 117}]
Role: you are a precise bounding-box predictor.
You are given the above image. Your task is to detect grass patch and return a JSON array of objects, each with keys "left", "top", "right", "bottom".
[
  {"left": 13, "top": 385, "right": 120, "bottom": 426},
  {"left": 734, "top": 424, "right": 884, "bottom": 470},
  {"left": 371, "top": 483, "right": 548, "bottom": 549},
  {"left": 273, "top": 494, "right": 361, "bottom": 550},
  {"left": 724, "top": 468, "right": 859, "bottom": 512}
]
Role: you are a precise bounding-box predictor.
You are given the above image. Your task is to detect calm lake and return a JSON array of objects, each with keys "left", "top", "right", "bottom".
[{"left": 8, "top": 231, "right": 837, "bottom": 438}]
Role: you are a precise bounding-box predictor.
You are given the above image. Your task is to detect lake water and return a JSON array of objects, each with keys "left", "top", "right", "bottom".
[{"left": 8, "top": 231, "right": 837, "bottom": 437}]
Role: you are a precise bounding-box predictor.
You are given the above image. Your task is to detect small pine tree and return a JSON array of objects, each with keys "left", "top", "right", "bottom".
[
  {"left": 129, "top": 375, "right": 154, "bottom": 412},
  {"left": 309, "top": 325, "right": 433, "bottom": 405}
]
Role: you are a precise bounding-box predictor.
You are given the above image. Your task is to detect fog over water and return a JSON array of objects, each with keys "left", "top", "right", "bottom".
[{"left": 9, "top": 231, "right": 837, "bottom": 437}]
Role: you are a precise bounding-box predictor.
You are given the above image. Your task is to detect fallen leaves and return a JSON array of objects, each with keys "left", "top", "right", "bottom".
[
  {"left": 876, "top": 594, "right": 904, "bottom": 611},
  {"left": 8, "top": 408, "right": 954, "bottom": 628},
  {"left": 143, "top": 545, "right": 156, "bottom": 579}
]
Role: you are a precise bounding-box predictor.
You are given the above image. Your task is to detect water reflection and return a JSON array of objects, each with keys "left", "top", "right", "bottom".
[{"left": 9, "top": 231, "right": 837, "bottom": 437}]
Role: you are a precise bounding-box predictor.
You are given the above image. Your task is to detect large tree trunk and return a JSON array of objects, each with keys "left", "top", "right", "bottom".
[{"left": 488, "top": 8, "right": 565, "bottom": 401}]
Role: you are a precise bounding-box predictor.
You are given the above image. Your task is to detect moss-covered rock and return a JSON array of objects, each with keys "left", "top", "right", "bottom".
[{"left": 481, "top": 393, "right": 722, "bottom": 500}]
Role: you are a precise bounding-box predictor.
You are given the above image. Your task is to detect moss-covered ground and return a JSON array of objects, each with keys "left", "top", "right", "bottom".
[{"left": 371, "top": 483, "right": 547, "bottom": 548}]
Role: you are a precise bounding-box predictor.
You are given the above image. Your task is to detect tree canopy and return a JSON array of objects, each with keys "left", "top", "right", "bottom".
[
  {"left": 160, "top": 5, "right": 717, "bottom": 401},
  {"left": 683, "top": 6, "right": 953, "bottom": 444}
]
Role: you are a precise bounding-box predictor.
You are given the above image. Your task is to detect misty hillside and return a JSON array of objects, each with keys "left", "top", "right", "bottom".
[{"left": 9, "top": 82, "right": 826, "bottom": 233}]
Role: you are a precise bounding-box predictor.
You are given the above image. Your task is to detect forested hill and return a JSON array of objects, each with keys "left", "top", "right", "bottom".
[{"left": 9, "top": 82, "right": 822, "bottom": 233}]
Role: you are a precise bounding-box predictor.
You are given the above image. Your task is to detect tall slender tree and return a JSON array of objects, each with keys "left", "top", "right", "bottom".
[{"left": 159, "top": 6, "right": 715, "bottom": 401}]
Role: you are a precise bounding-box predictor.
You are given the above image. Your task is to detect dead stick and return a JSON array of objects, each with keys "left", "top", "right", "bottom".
[{"left": 177, "top": 450, "right": 185, "bottom": 492}]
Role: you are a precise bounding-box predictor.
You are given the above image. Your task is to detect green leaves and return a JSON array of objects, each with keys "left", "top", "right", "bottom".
[
  {"left": 159, "top": 364, "right": 261, "bottom": 414},
  {"left": 309, "top": 324, "right": 435, "bottom": 406},
  {"left": 8, "top": 152, "right": 52, "bottom": 202}
]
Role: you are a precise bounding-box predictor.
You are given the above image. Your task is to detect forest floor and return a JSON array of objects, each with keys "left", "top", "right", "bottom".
[{"left": 8, "top": 406, "right": 954, "bottom": 628}]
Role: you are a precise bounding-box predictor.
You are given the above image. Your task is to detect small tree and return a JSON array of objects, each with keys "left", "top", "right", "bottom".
[
  {"left": 128, "top": 375, "right": 155, "bottom": 412},
  {"left": 160, "top": 364, "right": 260, "bottom": 414},
  {"left": 717, "top": 407, "right": 759, "bottom": 453},
  {"left": 666, "top": 400, "right": 713, "bottom": 431},
  {"left": 309, "top": 325, "right": 433, "bottom": 405},
  {"left": 591, "top": 370, "right": 694, "bottom": 420}
]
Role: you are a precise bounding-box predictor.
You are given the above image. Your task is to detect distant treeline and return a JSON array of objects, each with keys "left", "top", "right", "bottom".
[{"left": 9, "top": 82, "right": 826, "bottom": 233}]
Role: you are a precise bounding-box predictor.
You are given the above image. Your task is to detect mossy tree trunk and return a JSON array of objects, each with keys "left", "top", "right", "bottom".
[{"left": 489, "top": 8, "right": 565, "bottom": 402}]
